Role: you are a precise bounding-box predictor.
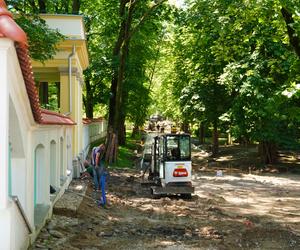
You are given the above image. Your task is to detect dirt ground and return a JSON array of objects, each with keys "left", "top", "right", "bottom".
[{"left": 33, "top": 145, "right": 300, "bottom": 250}]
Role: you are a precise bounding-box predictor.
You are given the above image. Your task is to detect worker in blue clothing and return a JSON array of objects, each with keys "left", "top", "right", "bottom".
[{"left": 92, "top": 144, "right": 108, "bottom": 207}]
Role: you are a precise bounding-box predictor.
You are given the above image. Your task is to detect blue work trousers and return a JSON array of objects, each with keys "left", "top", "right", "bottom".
[{"left": 93, "top": 161, "right": 107, "bottom": 205}]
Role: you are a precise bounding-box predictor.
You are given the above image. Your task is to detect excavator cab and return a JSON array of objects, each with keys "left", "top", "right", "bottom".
[{"left": 148, "top": 133, "right": 194, "bottom": 198}]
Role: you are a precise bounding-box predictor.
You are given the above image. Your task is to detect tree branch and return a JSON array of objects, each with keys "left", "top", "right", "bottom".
[
  {"left": 38, "top": 0, "right": 47, "bottom": 13},
  {"left": 281, "top": 7, "right": 300, "bottom": 58},
  {"left": 28, "top": 0, "right": 38, "bottom": 11},
  {"left": 129, "top": 0, "right": 167, "bottom": 39}
]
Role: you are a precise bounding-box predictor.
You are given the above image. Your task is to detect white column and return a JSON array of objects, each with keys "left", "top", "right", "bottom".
[{"left": 0, "top": 39, "right": 11, "bottom": 209}]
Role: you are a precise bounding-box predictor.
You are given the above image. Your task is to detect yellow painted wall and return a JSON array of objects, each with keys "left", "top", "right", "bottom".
[
  {"left": 59, "top": 74, "right": 69, "bottom": 114},
  {"left": 60, "top": 71, "right": 83, "bottom": 156}
]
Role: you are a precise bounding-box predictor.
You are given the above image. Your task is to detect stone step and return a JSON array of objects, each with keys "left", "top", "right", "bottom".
[{"left": 53, "top": 179, "right": 88, "bottom": 216}]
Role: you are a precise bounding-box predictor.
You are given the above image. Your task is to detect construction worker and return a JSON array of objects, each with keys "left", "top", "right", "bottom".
[{"left": 92, "top": 144, "right": 108, "bottom": 207}]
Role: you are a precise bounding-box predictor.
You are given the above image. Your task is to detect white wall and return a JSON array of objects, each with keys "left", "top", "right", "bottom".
[
  {"left": 11, "top": 158, "right": 26, "bottom": 207},
  {"left": 42, "top": 15, "right": 86, "bottom": 39},
  {"left": 59, "top": 137, "right": 64, "bottom": 178},
  {"left": 0, "top": 38, "right": 75, "bottom": 249},
  {"left": 35, "top": 144, "right": 48, "bottom": 205},
  {"left": 10, "top": 202, "right": 30, "bottom": 250},
  {"left": 82, "top": 124, "right": 90, "bottom": 158},
  {"left": 0, "top": 209, "right": 11, "bottom": 249},
  {"left": 0, "top": 39, "right": 10, "bottom": 210},
  {"left": 50, "top": 140, "right": 58, "bottom": 188},
  {"left": 31, "top": 126, "right": 73, "bottom": 197},
  {"left": 0, "top": 39, "right": 32, "bottom": 250},
  {"left": 82, "top": 120, "right": 107, "bottom": 160}
]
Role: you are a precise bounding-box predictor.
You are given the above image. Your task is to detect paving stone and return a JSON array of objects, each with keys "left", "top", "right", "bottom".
[
  {"left": 49, "top": 229, "right": 64, "bottom": 238},
  {"left": 53, "top": 179, "right": 88, "bottom": 215}
]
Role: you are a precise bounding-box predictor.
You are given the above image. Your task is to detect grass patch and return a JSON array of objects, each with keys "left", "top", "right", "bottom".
[
  {"left": 88, "top": 133, "right": 139, "bottom": 169},
  {"left": 110, "top": 133, "right": 139, "bottom": 169}
]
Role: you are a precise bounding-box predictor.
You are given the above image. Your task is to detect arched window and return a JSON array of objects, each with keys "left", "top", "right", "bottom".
[
  {"left": 50, "top": 140, "right": 57, "bottom": 189},
  {"left": 59, "top": 137, "right": 64, "bottom": 185},
  {"left": 34, "top": 144, "right": 47, "bottom": 206}
]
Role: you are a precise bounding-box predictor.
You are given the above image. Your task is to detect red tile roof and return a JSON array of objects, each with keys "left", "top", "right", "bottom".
[
  {"left": 0, "top": 0, "right": 75, "bottom": 126},
  {"left": 16, "top": 44, "right": 43, "bottom": 122},
  {"left": 0, "top": 1, "right": 28, "bottom": 45},
  {"left": 82, "top": 117, "right": 104, "bottom": 125},
  {"left": 41, "top": 109, "right": 76, "bottom": 125}
]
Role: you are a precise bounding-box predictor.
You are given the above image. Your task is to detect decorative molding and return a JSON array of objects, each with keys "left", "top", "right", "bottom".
[{"left": 58, "top": 66, "right": 78, "bottom": 75}]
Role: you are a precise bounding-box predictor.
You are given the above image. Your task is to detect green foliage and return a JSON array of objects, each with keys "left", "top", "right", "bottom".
[
  {"left": 149, "top": 23, "right": 182, "bottom": 122},
  {"left": 85, "top": 0, "right": 172, "bottom": 126},
  {"left": 124, "top": 5, "right": 168, "bottom": 127},
  {"left": 6, "top": 0, "right": 81, "bottom": 14},
  {"left": 159, "top": 0, "right": 300, "bottom": 153},
  {"left": 7, "top": 2, "right": 64, "bottom": 62},
  {"left": 15, "top": 15, "right": 63, "bottom": 61},
  {"left": 9, "top": 0, "right": 299, "bottom": 152},
  {"left": 72, "top": 1, "right": 120, "bottom": 117},
  {"left": 110, "top": 133, "right": 137, "bottom": 169},
  {"left": 40, "top": 83, "right": 60, "bottom": 111}
]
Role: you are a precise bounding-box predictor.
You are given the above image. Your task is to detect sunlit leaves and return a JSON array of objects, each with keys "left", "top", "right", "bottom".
[
  {"left": 13, "top": 14, "right": 63, "bottom": 61},
  {"left": 166, "top": 0, "right": 300, "bottom": 148}
]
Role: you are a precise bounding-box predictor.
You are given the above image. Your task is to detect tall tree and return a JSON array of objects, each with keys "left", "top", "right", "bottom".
[
  {"left": 281, "top": 6, "right": 300, "bottom": 57},
  {"left": 106, "top": 0, "right": 168, "bottom": 163},
  {"left": 38, "top": 0, "right": 47, "bottom": 13},
  {"left": 168, "top": 0, "right": 300, "bottom": 162},
  {"left": 72, "top": 0, "right": 81, "bottom": 14},
  {"left": 6, "top": 0, "right": 64, "bottom": 61}
]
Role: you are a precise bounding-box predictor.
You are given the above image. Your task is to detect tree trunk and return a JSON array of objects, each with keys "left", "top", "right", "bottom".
[
  {"left": 131, "top": 125, "right": 140, "bottom": 138},
  {"left": 85, "top": 78, "right": 94, "bottom": 119},
  {"left": 259, "top": 141, "right": 278, "bottom": 164},
  {"left": 106, "top": 0, "right": 135, "bottom": 163},
  {"left": 281, "top": 7, "right": 300, "bottom": 58},
  {"left": 181, "top": 122, "right": 189, "bottom": 133},
  {"left": 106, "top": 0, "right": 165, "bottom": 163},
  {"left": 72, "top": 0, "right": 80, "bottom": 14},
  {"left": 113, "top": 42, "right": 127, "bottom": 134},
  {"left": 118, "top": 85, "right": 129, "bottom": 145},
  {"left": 118, "top": 113, "right": 126, "bottom": 146},
  {"left": 63, "top": 0, "right": 70, "bottom": 13},
  {"left": 38, "top": 0, "right": 47, "bottom": 13},
  {"left": 105, "top": 128, "right": 118, "bottom": 164},
  {"left": 199, "top": 122, "right": 205, "bottom": 144},
  {"left": 27, "top": 0, "right": 38, "bottom": 13},
  {"left": 108, "top": 0, "right": 128, "bottom": 129},
  {"left": 108, "top": 78, "right": 118, "bottom": 127},
  {"left": 119, "top": 125, "right": 126, "bottom": 146},
  {"left": 212, "top": 122, "right": 219, "bottom": 156}
]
